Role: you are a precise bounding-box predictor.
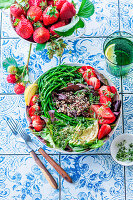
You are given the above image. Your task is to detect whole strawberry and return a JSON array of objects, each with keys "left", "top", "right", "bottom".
[
  {"left": 33, "top": 27, "right": 50, "bottom": 43},
  {"left": 43, "top": 6, "right": 59, "bottom": 26},
  {"left": 60, "top": 1, "right": 76, "bottom": 20},
  {"left": 47, "top": 0, "right": 54, "bottom": 6},
  {"left": 27, "top": 6, "right": 42, "bottom": 22},
  {"left": 14, "top": 83, "right": 25, "bottom": 94},
  {"left": 50, "top": 21, "right": 65, "bottom": 37},
  {"left": 29, "top": 0, "right": 47, "bottom": 8},
  {"left": 55, "top": 0, "right": 66, "bottom": 10},
  {"left": 16, "top": 17, "right": 33, "bottom": 39},
  {"left": 10, "top": 3, "right": 25, "bottom": 18},
  {"left": 7, "top": 74, "right": 18, "bottom": 84}
]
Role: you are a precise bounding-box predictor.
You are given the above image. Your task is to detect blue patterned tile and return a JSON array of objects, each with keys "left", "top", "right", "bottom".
[
  {"left": 120, "top": 0, "right": 133, "bottom": 34},
  {"left": 0, "top": 95, "right": 58, "bottom": 154},
  {"left": 61, "top": 155, "right": 125, "bottom": 200},
  {"left": 122, "top": 68, "right": 133, "bottom": 93},
  {"left": 61, "top": 38, "right": 121, "bottom": 92},
  {"left": 2, "top": 9, "right": 19, "bottom": 38},
  {"left": 1, "top": 39, "right": 59, "bottom": 93},
  {"left": 123, "top": 94, "right": 133, "bottom": 134},
  {"left": 83, "top": 0, "right": 119, "bottom": 36},
  {"left": 125, "top": 166, "right": 133, "bottom": 200},
  {"left": 0, "top": 155, "right": 59, "bottom": 200}
]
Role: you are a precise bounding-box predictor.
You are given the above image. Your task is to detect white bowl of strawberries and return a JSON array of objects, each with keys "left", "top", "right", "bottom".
[
  {"left": 25, "top": 64, "right": 121, "bottom": 153},
  {"left": 10, "top": 0, "right": 93, "bottom": 44}
]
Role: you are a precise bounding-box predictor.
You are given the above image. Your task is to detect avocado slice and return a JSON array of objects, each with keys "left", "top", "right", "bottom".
[{"left": 69, "top": 120, "right": 99, "bottom": 147}]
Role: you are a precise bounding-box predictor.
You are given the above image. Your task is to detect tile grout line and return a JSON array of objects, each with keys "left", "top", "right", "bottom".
[
  {"left": 124, "top": 166, "right": 127, "bottom": 200},
  {"left": 59, "top": 153, "right": 61, "bottom": 200},
  {"left": 118, "top": 0, "right": 121, "bottom": 31}
]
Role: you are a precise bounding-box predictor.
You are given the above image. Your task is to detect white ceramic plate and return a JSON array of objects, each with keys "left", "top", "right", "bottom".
[{"left": 110, "top": 134, "right": 133, "bottom": 166}]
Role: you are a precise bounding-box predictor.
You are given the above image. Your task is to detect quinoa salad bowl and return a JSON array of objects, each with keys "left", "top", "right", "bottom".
[{"left": 25, "top": 64, "right": 121, "bottom": 153}]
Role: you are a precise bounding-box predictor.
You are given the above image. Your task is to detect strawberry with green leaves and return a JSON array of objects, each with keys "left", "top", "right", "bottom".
[
  {"left": 43, "top": 5, "right": 59, "bottom": 25},
  {"left": 10, "top": 3, "right": 25, "bottom": 18},
  {"left": 16, "top": 16, "right": 33, "bottom": 39},
  {"left": 60, "top": 1, "right": 76, "bottom": 20},
  {"left": 27, "top": 6, "right": 42, "bottom": 22}
]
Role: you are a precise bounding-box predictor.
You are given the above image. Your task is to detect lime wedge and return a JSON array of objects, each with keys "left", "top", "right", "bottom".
[
  {"left": 105, "top": 44, "right": 117, "bottom": 64},
  {"left": 24, "top": 83, "right": 38, "bottom": 106}
]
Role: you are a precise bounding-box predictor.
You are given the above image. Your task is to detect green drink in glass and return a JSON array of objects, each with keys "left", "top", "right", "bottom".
[{"left": 103, "top": 31, "right": 133, "bottom": 76}]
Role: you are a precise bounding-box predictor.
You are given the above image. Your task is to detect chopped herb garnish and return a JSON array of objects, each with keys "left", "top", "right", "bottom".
[{"left": 116, "top": 140, "right": 133, "bottom": 162}]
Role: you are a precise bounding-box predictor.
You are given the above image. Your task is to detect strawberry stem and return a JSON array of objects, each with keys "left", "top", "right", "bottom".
[{"left": 26, "top": 43, "right": 32, "bottom": 73}]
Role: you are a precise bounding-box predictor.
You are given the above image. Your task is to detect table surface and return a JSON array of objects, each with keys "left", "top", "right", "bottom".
[{"left": 0, "top": 0, "right": 133, "bottom": 200}]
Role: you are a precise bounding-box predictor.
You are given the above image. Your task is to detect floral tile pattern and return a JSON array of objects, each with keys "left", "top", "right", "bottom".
[
  {"left": 120, "top": 0, "right": 133, "bottom": 35},
  {"left": 1, "top": 39, "right": 59, "bottom": 93},
  {"left": 0, "top": 0, "right": 133, "bottom": 199},
  {"left": 125, "top": 166, "right": 133, "bottom": 200},
  {"left": 123, "top": 94, "right": 133, "bottom": 134},
  {"left": 0, "top": 155, "right": 59, "bottom": 200},
  {"left": 61, "top": 155, "right": 125, "bottom": 200},
  {"left": 0, "top": 95, "right": 58, "bottom": 154}
]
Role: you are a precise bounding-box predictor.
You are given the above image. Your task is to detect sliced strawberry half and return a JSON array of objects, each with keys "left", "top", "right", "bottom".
[
  {"left": 98, "top": 124, "right": 111, "bottom": 140},
  {"left": 99, "top": 116, "right": 116, "bottom": 125},
  {"left": 110, "top": 86, "right": 117, "bottom": 95},
  {"left": 87, "top": 77, "right": 101, "bottom": 90},
  {"left": 99, "top": 85, "right": 112, "bottom": 105}
]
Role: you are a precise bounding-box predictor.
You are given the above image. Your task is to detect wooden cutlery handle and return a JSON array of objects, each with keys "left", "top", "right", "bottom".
[
  {"left": 30, "top": 150, "right": 58, "bottom": 189},
  {"left": 38, "top": 148, "right": 72, "bottom": 183}
]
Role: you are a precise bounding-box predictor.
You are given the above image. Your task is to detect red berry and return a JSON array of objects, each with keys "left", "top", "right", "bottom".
[
  {"left": 99, "top": 86, "right": 112, "bottom": 106},
  {"left": 31, "top": 115, "right": 45, "bottom": 131},
  {"left": 47, "top": 0, "right": 54, "bottom": 6},
  {"left": 98, "top": 124, "right": 111, "bottom": 140},
  {"left": 81, "top": 66, "right": 95, "bottom": 71},
  {"left": 87, "top": 77, "right": 101, "bottom": 90},
  {"left": 30, "top": 95, "right": 39, "bottom": 106},
  {"left": 14, "top": 83, "right": 25, "bottom": 94},
  {"left": 29, "top": 105, "right": 40, "bottom": 117},
  {"left": 110, "top": 86, "right": 117, "bottom": 94},
  {"left": 7, "top": 74, "right": 18, "bottom": 84},
  {"left": 16, "top": 17, "right": 33, "bottom": 39},
  {"left": 60, "top": 1, "right": 76, "bottom": 20},
  {"left": 10, "top": 3, "right": 25, "bottom": 18},
  {"left": 33, "top": 27, "right": 50, "bottom": 43},
  {"left": 50, "top": 21, "right": 65, "bottom": 37},
  {"left": 55, "top": 0, "right": 67, "bottom": 10},
  {"left": 27, "top": 6, "right": 42, "bottom": 22},
  {"left": 29, "top": 0, "right": 46, "bottom": 7},
  {"left": 43, "top": 6, "right": 59, "bottom": 26}
]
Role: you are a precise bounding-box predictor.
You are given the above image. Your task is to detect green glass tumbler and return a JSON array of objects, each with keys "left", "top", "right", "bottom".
[{"left": 103, "top": 31, "right": 133, "bottom": 76}]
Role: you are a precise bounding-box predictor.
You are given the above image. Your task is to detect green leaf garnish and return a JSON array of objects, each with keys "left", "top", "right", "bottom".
[
  {"left": 54, "top": 16, "right": 84, "bottom": 37},
  {"left": 0, "top": 0, "right": 14, "bottom": 9},
  {"left": 77, "top": 0, "right": 95, "bottom": 18},
  {"left": 36, "top": 43, "right": 47, "bottom": 51}
]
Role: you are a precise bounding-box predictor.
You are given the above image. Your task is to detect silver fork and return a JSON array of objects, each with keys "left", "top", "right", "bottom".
[{"left": 5, "top": 116, "right": 58, "bottom": 189}]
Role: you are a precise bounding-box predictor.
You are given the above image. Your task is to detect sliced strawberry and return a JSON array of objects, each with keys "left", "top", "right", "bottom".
[
  {"left": 30, "top": 95, "right": 39, "bottom": 106},
  {"left": 31, "top": 115, "right": 45, "bottom": 131},
  {"left": 87, "top": 77, "right": 100, "bottom": 90},
  {"left": 99, "top": 94, "right": 111, "bottom": 106},
  {"left": 81, "top": 66, "right": 94, "bottom": 71},
  {"left": 110, "top": 86, "right": 117, "bottom": 95},
  {"left": 90, "top": 105, "right": 116, "bottom": 119},
  {"left": 78, "top": 68, "right": 84, "bottom": 74},
  {"left": 98, "top": 124, "right": 111, "bottom": 139},
  {"left": 99, "top": 116, "right": 116, "bottom": 125},
  {"left": 99, "top": 85, "right": 111, "bottom": 105},
  {"left": 29, "top": 105, "right": 40, "bottom": 117}
]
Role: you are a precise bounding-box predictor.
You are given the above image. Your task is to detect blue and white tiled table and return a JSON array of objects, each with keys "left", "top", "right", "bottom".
[{"left": 0, "top": 0, "right": 133, "bottom": 199}]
